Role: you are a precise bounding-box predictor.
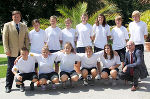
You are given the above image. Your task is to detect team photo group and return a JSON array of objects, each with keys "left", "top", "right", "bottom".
[{"left": 2, "top": 10, "right": 149, "bottom": 93}]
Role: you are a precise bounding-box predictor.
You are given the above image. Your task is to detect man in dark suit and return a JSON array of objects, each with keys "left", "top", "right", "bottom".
[
  {"left": 119, "top": 41, "right": 148, "bottom": 91},
  {"left": 3, "top": 11, "right": 29, "bottom": 93}
]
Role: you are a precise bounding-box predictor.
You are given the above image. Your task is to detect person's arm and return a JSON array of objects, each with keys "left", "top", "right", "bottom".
[
  {"left": 12, "top": 66, "right": 22, "bottom": 81},
  {"left": 3, "top": 23, "right": 11, "bottom": 56},
  {"left": 126, "top": 50, "right": 142, "bottom": 68},
  {"left": 14, "top": 55, "right": 22, "bottom": 65}
]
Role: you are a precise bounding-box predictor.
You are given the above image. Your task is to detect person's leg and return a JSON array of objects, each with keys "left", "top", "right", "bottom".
[
  {"left": 5, "top": 57, "right": 16, "bottom": 92},
  {"left": 90, "top": 68, "right": 97, "bottom": 79},
  {"left": 60, "top": 71, "right": 69, "bottom": 88},
  {"left": 131, "top": 69, "right": 140, "bottom": 91},
  {"left": 81, "top": 68, "right": 89, "bottom": 85},
  {"left": 70, "top": 71, "right": 79, "bottom": 82},
  {"left": 101, "top": 68, "right": 109, "bottom": 79},
  {"left": 39, "top": 74, "right": 48, "bottom": 90},
  {"left": 76, "top": 47, "right": 85, "bottom": 53}
]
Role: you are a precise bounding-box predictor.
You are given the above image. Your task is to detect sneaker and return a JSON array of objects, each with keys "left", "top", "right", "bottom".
[
  {"left": 87, "top": 75, "right": 92, "bottom": 81},
  {"left": 131, "top": 86, "right": 139, "bottom": 91},
  {"left": 79, "top": 74, "right": 83, "bottom": 80},
  {"left": 41, "top": 85, "right": 46, "bottom": 91},
  {"left": 112, "top": 79, "right": 117, "bottom": 86},
  {"left": 52, "top": 84, "right": 56, "bottom": 89},
  {"left": 83, "top": 79, "right": 88, "bottom": 86},
  {"left": 95, "top": 74, "right": 101, "bottom": 80},
  {"left": 30, "top": 82, "right": 34, "bottom": 90},
  {"left": 20, "top": 84, "right": 25, "bottom": 92}
]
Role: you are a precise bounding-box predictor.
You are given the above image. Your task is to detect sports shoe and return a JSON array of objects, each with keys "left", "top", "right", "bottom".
[
  {"left": 83, "top": 79, "right": 88, "bottom": 86},
  {"left": 20, "top": 84, "right": 25, "bottom": 92},
  {"left": 131, "top": 86, "right": 138, "bottom": 91},
  {"left": 95, "top": 74, "right": 101, "bottom": 80},
  {"left": 52, "top": 84, "right": 56, "bottom": 89},
  {"left": 30, "top": 82, "right": 34, "bottom": 90},
  {"left": 87, "top": 75, "right": 92, "bottom": 81},
  {"left": 41, "top": 85, "right": 46, "bottom": 91}
]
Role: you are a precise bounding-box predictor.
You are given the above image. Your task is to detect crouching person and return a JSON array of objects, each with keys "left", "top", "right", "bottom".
[{"left": 12, "top": 47, "right": 38, "bottom": 92}]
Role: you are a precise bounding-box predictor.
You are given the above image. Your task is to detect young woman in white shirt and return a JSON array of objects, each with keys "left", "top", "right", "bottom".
[
  {"left": 56, "top": 42, "right": 79, "bottom": 88},
  {"left": 45, "top": 16, "right": 63, "bottom": 73},
  {"left": 29, "top": 19, "right": 47, "bottom": 87},
  {"left": 111, "top": 16, "right": 129, "bottom": 69},
  {"left": 98, "top": 44, "right": 121, "bottom": 85},
  {"left": 76, "top": 13, "right": 93, "bottom": 53},
  {"left": 62, "top": 18, "right": 76, "bottom": 49},
  {"left": 93, "top": 14, "right": 111, "bottom": 52}
]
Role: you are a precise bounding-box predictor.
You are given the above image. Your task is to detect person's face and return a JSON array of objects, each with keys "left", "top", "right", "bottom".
[
  {"left": 12, "top": 14, "right": 21, "bottom": 24},
  {"left": 21, "top": 50, "right": 29, "bottom": 59},
  {"left": 86, "top": 49, "right": 93, "bottom": 58},
  {"left": 132, "top": 15, "right": 140, "bottom": 22},
  {"left": 33, "top": 23, "right": 40, "bottom": 31},
  {"left": 115, "top": 19, "right": 122, "bottom": 27},
  {"left": 104, "top": 46, "right": 111, "bottom": 54},
  {"left": 126, "top": 42, "right": 135, "bottom": 52},
  {"left": 98, "top": 15, "right": 104, "bottom": 24},
  {"left": 81, "top": 15, "right": 88, "bottom": 23},
  {"left": 64, "top": 45, "right": 72, "bottom": 54},
  {"left": 65, "top": 20, "right": 71, "bottom": 29},
  {"left": 50, "top": 18, "right": 57, "bottom": 26},
  {"left": 42, "top": 50, "right": 49, "bottom": 58}
]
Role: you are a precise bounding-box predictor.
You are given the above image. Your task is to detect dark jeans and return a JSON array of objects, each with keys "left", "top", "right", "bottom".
[
  {"left": 94, "top": 46, "right": 103, "bottom": 53},
  {"left": 5, "top": 56, "right": 17, "bottom": 89},
  {"left": 119, "top": 68, "right": 140, "bottom": 87}
]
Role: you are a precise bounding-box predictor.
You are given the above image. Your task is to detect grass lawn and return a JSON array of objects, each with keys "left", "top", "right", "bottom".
[
  {"left": 0, "top": 58, "right": 7, "bottom": 65},
  {"left": 0, "top": 41, "right": 4, "bottom": 54},
  {"left": 0, "top": 66, "right": 7, "bottom": 78}
]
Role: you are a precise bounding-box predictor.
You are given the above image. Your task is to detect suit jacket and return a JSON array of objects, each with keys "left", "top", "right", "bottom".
[
  {"left": 3, "top": 21, "right": 29, "bottom": 57},
  {"left": 124, "top": 49, "right": 149, "bottom": 79}
]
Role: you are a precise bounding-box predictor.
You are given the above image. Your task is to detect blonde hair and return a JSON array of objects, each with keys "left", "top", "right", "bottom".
[
  {"left": 65, "top": 18, "right": 72, "bottom": 23},
  {"left": 115, "top": 16, "right": 122, "bottom": 21},
  {"left": 132, "top": 10, "right": 140, "bottom": 17},
  {"left": 50, "top": 15, "right": 57, "bottom": 21},
  {"left": 42, "top": 45, "right": 49, "bottom": 52}
]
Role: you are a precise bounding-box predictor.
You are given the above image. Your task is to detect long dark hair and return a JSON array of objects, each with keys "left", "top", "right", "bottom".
[
  {"left": 95, "top": 14, "right": 107, "bottom": 27},
  {"left": 103, "top": 44, "right": 114, "bottom": 60}
]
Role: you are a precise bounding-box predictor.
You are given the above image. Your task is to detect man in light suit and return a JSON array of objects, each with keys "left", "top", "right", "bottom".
[
  {"left": 119, "top": 41, "right": 148, "bottom": 91},
  {"left": 3, "top": 11, "right": 29, "bottom": 93}
]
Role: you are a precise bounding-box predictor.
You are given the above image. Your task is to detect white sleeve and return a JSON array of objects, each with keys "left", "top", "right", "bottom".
[
  {"left": 129, "top": 23, "right": 132, "bottom": 34},
  {"left": 124, "top": 27, "right": 129, "bottom": 39},
  {"left": 115, "top": 56, "right": 121, "bottom": 64},
  {"left": 59, "top": 28, "right": 63, "bottom": 41},
  {"left": 111, "top": 29, "right": 114, "bottom": 39},
  {"left": 92, "top": 24, "right": 96, "bottom": 36},
  {"left": 75, "top": 54, "right": 81, "bottom": 61},
  {"left": 95, "top": 50, "right": 104, "bottom": 58},
  {"left": 89, "top": 24, "right": 93, "bottom": 37},
  {"left": 28, "top": 31, "right": 32, "bottom": 43},
  {"left": 106, "top": 25, "right": 111, "bottom": 36},
  {"left": 12, "top": 65, "right": 19, "bottom": 72},
  {"left": 43, "top": 30, "right": 47, "bottom": 43},
  {"left": 45, "top": 29, "right": 49, "bottom": 43},
  {"left": 144, "top": 22, "right": 148, "bottom": 35},
  {"left": 76, "top": 25, "right": 79, "bottom": 37},
  {"left": 55, "top": 52, "right": 62, "bottom": 62}
]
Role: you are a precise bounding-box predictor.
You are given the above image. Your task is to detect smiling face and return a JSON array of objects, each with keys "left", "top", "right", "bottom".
[
  {"left": 126, "top": 41, "right": 135, "bottom": 52},
  {"left": 33, "top": 22, "right": 40, "bottom": 31},
  {"left": 104, "top": 45, "right": 111, "bottom": 55},
  {"left": 98, "top": 15, "right": 104, "bottom": 24},
  {"left": 65, "top": 19, "right": 72, "bottom": 29},
  {"left": 64, "top": 44, "right": 72, "bottom": 54},
  {"left": 21, "top": 50, "right": 29, "bottom": 60},
  {"left": 132, "top": 15, "right": 140, "bottom": 22},
  {"left": 115, "top": 19, "right": 122, "bottom": 27},
  {"left": 50, "top": 17, "right": 57, "bottom": 26},
  {"left": 12, "top": 14, "right": 21, "bottom": 24},
  {"left": 81, "top": 15, "right": 88, "bottom": 24}
]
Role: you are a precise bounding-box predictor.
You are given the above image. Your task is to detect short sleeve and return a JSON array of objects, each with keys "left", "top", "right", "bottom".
[
  {"left": 124, "top": 27, "right": 129, "bottom": 39},
  {"left": 143, "top": 22, "right": 148, "bottom": 35},
  {"left": 111, "top": 29, "right": 115, "bottom": 39},
  {"left": 28, "top": 31, "right": 32, "bottom": 43},
  {"left": 89, "top": 24, "right": 93, "bottom": 37},
  {"left": 92, "top": 24, "right": 96, "bottom": 36},
  {"left": 115, "top": 56, "right": 121, "bottom": 64},
  {"left": 59, "top": 28, "right": 63, "bottom": 40},
  {"left": 106, "top": 25, "right": 111, "bottom": 36}
]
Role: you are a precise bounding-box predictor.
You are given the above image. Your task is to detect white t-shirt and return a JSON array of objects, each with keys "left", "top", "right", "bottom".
[
  {"left": 76, "top": 23, "right": 92, "bottom": 47},
  {"left": 98, "top": 52, "right": 121, "bottom": 68},
  {"left": 56, "top": 52, "right": 80, "bottom": 72},
  {"left": 62, "top": 28, "right": 76, "bottom": 48},
  {"left": 12, "top": 55, "right": 36, "bottom": 73},
  {"left": 29, "top": 29, "right": 47, "bottom": 54},
  {"left": 93, "top": 24, "right": 110, "bottom": 49},
  {"left": 129, "top": 21, "right": 148, "bottom": 45},
  {"left": 34, "top": 53, "right": 57, "bottom": 74},
  {"left": 45, "top": 26, "right": 62, "bottom": 50},
  {"left": 78, "top": 51, "right": 103, "bottom": 68},
  {"left": 111, "top": 26, "right": 129, "bottom": 50}
]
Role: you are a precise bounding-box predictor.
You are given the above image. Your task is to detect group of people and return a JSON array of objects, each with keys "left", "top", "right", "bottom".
[{"left": 2, "top": 10, "right": 149, "bottom": 93}]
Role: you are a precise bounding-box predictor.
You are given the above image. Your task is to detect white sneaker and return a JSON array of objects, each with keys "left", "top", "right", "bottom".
[
  {"left": 95, "top": 74, "right": 101, "bottom": 80},
  {"left": 87, "top": 75, "right": 92, "bottom": 81},
  {"left": 41, "top": 85, "right": 46, "bottom": 91}
]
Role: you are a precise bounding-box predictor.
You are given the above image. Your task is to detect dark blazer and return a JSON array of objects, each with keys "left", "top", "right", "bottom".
[{"left": 124, "top": 49, "right": 149, "bottom": 79}]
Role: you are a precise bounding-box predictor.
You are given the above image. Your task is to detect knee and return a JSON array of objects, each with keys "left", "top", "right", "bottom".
[
  {"left": 52, "top": 77, "right": 59, "bottom": 83},
  {"left": 71, "top": 75, "right": 79, "bottom": 82},
  {"left": 110, "top": 70, "right": 117, "bottom": 79},
  {"left": 91, "top": 69, "right": 97, "bottom": 77},
  {"left": 39, "top": 78, "right": 47, "bottom": 85},
  {"left": 101, "top": 72, "right": 109, "bottom": 79},
  {"left": 82, "top": 69, "right": 88, "bottom": 78},
  {"left": 60, "top": 74, "right": 68, "bottom": 82}
]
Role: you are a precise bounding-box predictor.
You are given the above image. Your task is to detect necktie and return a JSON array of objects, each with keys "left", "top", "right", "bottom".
[
  {"left": 130, "top": 53, "right": 134, "bottom": 76},
  {"left": 16, "top": 24, "right": 19, "bottom": 33}
]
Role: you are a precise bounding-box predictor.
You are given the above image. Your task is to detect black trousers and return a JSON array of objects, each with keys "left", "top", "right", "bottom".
[
  {"left": 5, "top": 56, "right": 17, "bottom": 89},
  {"left": 119, "top": 68, "right": 140, "bottom": 87}
]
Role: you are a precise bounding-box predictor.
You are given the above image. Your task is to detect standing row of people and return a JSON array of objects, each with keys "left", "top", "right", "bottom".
[{"left": 3, "top": 10, "right": 148, "bottom": 93}]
